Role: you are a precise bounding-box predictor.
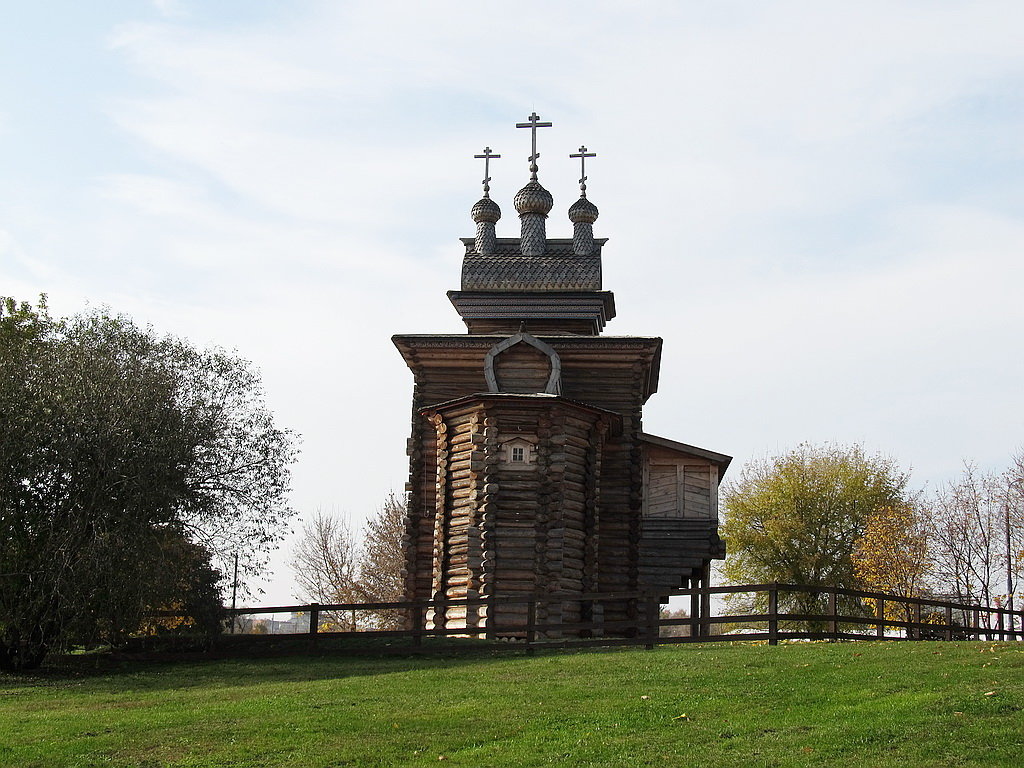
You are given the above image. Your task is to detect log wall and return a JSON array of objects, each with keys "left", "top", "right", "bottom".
[{"left": 394, "top": 332, "right": 723, "bottom": 636}]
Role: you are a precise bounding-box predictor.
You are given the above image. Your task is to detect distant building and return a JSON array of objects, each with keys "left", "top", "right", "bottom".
[
  {"left": 239, "top": 612, "right": 309, "bottom": 635},
  {"left": 394, "top": 116, "right": 730, "bottom": 635}
]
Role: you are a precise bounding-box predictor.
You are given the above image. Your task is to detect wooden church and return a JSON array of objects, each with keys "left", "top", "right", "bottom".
[{"left": 393, "top": 114, "right": 730, "bottom": 634}]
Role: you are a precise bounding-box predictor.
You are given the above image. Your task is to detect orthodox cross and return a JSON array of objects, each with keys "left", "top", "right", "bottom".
[
  {"left": 474, "top": 147, "right": 501, "bottom": 197},
  {"left": 569, "top": 145, "right": 596, "bottom": 197},
  {"left": 515, "top": 111, "right": 552, "bottom": 181}
]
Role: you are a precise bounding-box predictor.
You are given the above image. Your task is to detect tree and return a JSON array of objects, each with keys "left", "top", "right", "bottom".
[
  {"left": 357, "top": 493, "right": 406, "bottom": 630},
  {"left": 929, "top": 463, "right": 1023, "bottom": 613},
  {"left": 852, "top": 503, "right": 931, "bottom": 623},
  {"left": 0, "top": 297, "right": 297, "bottom": 670},
  {"left": 1006, "top": 451, "right": 1024, "bottom": 623},
  {"left": 134, "top": 529, "right": 226, "bottom": 639},
  {"left": 358, "top": 492, "right": 406, "bottom": 604},
  {"left": 720, "top": 443, "right": 911, "bottom": 619},
  {"left": 290, "top": 512, "right": 360, "bottom": 628},
  {"left": 291, "top": 494, "right": 407, "bottom": 630}
]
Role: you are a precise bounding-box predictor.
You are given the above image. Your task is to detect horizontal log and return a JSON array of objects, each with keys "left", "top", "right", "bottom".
[
  {"left": 493, "top": 568, "right": 542, "bottom": 580},
  {"left": 550, "top": 433, "right": 595, "bottom": 449}
]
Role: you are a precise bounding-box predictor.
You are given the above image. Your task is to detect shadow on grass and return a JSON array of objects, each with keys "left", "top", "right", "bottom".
[{"left": 1, "top": 634, "right": 581, "bottom": 691}]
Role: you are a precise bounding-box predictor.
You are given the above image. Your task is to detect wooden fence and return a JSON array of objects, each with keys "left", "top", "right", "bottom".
[{"left": 197, "top": 583, "right": 1023, "bottom": 653}]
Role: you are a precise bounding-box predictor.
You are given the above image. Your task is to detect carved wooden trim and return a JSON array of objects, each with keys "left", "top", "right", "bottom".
[
  {"left": 584, "top": 419, "right": 607, "bottom": 595},
  {"left": 480, "top": 412, "right": 499, "bottom": 636},
  {"left": 535, "top": 411, "right": 554, "bottom": 634},
  {"left": 483, "top": 332, "right": 562, "bottom": 395},
  {"left": 429, "top": 414, "right": 449, "bottom": 629}
]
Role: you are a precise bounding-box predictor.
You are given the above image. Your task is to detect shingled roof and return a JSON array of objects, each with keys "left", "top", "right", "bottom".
[{"left": 459, "top": 237, "right": 606, "bottom": 292}]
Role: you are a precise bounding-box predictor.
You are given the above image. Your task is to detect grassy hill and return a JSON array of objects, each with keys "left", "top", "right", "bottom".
[{"left": 2, "top": 641, "right": 1023, "bottom": 767}]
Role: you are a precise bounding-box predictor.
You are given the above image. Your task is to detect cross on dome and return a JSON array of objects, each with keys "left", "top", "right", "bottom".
[
  {"left": 515, "top": 112, "right": 552, "bottom": 181},
  {"left": 569, "top": 146, "right": 596, "bottom": 198},
  {"left": 473, "top": 147, "right": 501, "bottom": 197}
]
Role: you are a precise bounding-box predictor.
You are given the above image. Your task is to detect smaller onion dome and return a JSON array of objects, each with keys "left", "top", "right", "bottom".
[
  {"left": 568, "top": 196, "right": 599, "bottom": 225},
  {"left": 471, "top": 196, "right": 501, "bottom": 224},
  {"left": 514, "top": 181, "right": 554, "bottom": 216}
]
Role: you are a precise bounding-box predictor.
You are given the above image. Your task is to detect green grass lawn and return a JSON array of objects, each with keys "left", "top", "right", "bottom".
[{"left": 2, "top": 641, "right": 1023, "bottom": 767}]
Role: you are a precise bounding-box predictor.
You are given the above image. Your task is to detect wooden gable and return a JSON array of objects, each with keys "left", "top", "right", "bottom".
[{"left": 639, "top": 434, "right": 731, "bottom": 521}]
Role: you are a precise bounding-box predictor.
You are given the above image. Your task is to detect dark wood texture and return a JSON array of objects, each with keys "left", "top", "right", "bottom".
[
  {"left": 392, "top": 231, "right": 728, "bottom": 637},
  {"left": 183, "top": 584, "right": 1023, "bottom": 654}
]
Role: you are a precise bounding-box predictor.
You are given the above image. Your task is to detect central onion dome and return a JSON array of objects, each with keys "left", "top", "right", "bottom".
[
  {"left": 514, "top": 181, "right": 554, "bottom": 217},
  {"left": 471, "top": 196, "right": 501, "bottom": 224},
  {"left": 568, "top": 196, "right": 599, "bottom": 224}
]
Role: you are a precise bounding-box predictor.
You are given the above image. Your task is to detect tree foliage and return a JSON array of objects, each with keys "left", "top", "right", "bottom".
[
  {"left": 852, "top": 503, "right": 931, "bottom": 623},
  {"left": 291, "top": 494, "right": 407, "bottom": 630},
  {"left": 291, "top": 513, "right": 360, "bottom": 608},
  {"left": 853, "top": 504, "right": 931, "bottom": 599},
  {"left": 720, "top": 443, "right": 911, "bottom": 617},
  {"left": 852, "top": 460, "right": 1024, "bottom": 628},
  {"left": 929, "top": 462, "right": 1024, "bottom": 610},
  {"left": 0, "top": 297, "right": 297, "bottom": 670},
  {"left": 358, "top": 492, "right": 406, "bottom": 605}
]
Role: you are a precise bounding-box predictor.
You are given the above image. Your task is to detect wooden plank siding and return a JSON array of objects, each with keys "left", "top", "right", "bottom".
[{"left": 394, "top": 331, "right": 727, "bottom": 637}]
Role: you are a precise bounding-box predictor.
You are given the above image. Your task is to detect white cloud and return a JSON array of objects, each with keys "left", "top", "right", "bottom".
[
  {"left": 151, "top": 0, "right": 186, "bottom": 20},
  {"left": 4, "top": 0, "right": 1024, "bottom": 600}
]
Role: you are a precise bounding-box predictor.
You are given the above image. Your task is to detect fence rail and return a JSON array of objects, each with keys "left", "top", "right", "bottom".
[{"left": 155, "top": 584, "right": 1023, "bottom": 653}]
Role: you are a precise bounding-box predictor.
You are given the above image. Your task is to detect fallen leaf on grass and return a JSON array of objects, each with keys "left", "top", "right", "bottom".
[
  {"left": 673, "top": 713, "right": 691, "bottom": 721},
  {"left": 984, "top": 691, "right": 997, "bottom": 696},
  {"left": 641, "top": 695, "right": 650, "bottom": 700}
]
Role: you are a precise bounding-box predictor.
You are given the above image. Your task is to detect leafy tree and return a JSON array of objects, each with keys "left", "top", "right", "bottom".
[
  {"left": 720, "top": 443, "right": 911, "bottom": 620},
  {"left": 358, "top": 492, "right": 406, "bottom": 604},
  {"left": 357, "top": 493, "right": 406, "bottom": 630},
  {"left": 0, "top": 297, "right": 297, "bottom": 670},
  {"left": 133, "top": 529, "right": 227, "bottom": 639},
  {"left": 853, "top": 503, "right": 931, "bottom": 597},
  {"left": 852, "top": 503, "right": 931, "bottom": 623}
]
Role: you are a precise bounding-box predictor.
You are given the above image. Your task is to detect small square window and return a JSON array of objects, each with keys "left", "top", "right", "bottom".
[{"left": 511, "top": 446, "right": 525, "bottom": 462}]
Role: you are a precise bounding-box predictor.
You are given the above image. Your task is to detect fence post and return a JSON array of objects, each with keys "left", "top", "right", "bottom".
[
  {"left": 525, "top": 597, "right": 537, "bottom": 655},
  {"left": 875, "top": 598, "right": 885, "bottom": 639},
  {"left": 308, "top": 603, "right": 319, "bottom": 649},
  {"left": 485, "top": 594, "right": 496, "bottom": 641},
  {"left": 997, "top": 608, "right": 1005, "bottom": 642},
  {"left": 411, "top": 604, "right": 423, "bottom": 648},
  {"left": 973, "top": 607, "right": 981, "bottom": 640},
  {"left": 912, "top": 601, "right": 921, "bottom": 641},
  {"left": 700, "top": 563, "right": 712, "bottom": 638},
  {"left": 689, "top": 583, "right": 700, "bottom": 639},
  {"left": 644, "top": 597, "right": 657, "bottom": 650},
  {"left": 828, "top": 590, "right": 838, "bottom": 640},
  {"left": 944, "top": 604, "right": 953, "bottom": 641},
  {"left": 767, "top": 583, "right": 779, "bottom": 646}
]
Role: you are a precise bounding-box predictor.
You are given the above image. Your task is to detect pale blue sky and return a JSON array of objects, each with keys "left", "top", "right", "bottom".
[{"left": 3, "top": 1, "right": 1023, "bottom": 601}]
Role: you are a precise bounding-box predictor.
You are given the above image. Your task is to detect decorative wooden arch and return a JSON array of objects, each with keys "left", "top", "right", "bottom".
[{"left": 483, "top": 332, "right": 562, "bottom": 395}]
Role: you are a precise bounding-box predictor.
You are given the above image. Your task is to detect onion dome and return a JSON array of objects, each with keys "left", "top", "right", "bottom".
[
  {"left": 568, "top": 196, "right": 599, "bottom": 224},
  {"left": 514, "top": 181, "right": 554, "bottom": 217},
  {"left": 471, "top": 196, "right": 502, "bottom": 224}
]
